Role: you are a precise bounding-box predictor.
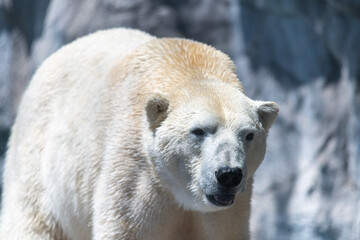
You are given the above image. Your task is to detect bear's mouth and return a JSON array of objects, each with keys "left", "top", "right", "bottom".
[{"left": 206, "top": 194, "right": 235, "bottom": 207}]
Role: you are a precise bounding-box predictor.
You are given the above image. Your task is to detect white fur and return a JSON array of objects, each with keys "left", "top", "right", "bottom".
[{"left": 0, "top": 28, "right": 278, "bottom": 240}]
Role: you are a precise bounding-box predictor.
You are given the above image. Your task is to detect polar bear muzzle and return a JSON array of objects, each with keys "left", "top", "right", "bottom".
[
  {"left": 215, "top": 167, "right": 243, "bottom": 188},
  {"left": 203, "top": 167, "right": 243, "bottom": 206}
]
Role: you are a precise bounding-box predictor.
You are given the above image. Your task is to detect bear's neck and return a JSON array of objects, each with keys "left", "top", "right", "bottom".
[{"left": 138, "top": 178, "right": 253, "bottom": 240}]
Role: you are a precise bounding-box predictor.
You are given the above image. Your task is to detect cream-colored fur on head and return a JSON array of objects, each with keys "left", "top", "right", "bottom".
[{"left": 0, "top": 28, "right": 278, "bottom": 240}]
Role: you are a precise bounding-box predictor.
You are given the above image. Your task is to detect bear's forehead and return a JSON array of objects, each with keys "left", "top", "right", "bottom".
[
  {"left": 187, "top": 106, "right": 257, "bottom": 129},
  {"left": 170, "top": 82, "right": 258, "bottom": 128}
]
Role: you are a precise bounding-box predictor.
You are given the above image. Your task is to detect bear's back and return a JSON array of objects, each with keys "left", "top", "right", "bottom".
[
  {"left": 5, "top": 28, "right": 156, "bottom": 174},
  {"left": 0, "top": 29, "right": 156, "bottom": 240}
]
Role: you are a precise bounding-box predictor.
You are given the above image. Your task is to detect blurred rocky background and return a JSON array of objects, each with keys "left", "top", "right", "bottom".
[{"left": 0, "top": 0, "right": 359, "bottom": 239}]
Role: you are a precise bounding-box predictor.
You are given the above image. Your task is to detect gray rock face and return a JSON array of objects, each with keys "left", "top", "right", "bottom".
[{"left": 0, "top": 0, "right": 359, "bottom": 239}]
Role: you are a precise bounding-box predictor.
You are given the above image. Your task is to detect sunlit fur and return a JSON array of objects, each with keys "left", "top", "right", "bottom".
[{"left": 0, "top": 28, "right": 278, "bottom": 240}]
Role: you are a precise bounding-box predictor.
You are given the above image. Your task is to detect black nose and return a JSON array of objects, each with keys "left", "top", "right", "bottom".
[{"left": 215, "top": 167, "right": 243, "bottom": 188}]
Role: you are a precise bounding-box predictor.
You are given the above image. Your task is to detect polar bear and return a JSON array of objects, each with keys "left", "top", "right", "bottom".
[{"left": 0, "top": 28, "right": 278, "bottom": 240}]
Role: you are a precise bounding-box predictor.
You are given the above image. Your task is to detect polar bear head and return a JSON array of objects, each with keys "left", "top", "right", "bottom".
[{"left": 145, "top": 80, "right": 278, "bottom": 213}]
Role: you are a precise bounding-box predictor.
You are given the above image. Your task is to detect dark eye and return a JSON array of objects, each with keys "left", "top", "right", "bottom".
[
  {"left": 191, "top": 128, "right": 205, "bottom": 137},
  {"left": 246, "top": 133, "right": 254, "bottom": 141}
]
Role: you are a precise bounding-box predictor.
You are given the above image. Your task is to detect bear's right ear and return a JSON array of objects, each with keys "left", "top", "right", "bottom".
[{"left": 145, "top": 94, "right": 169, "bottom": 132}]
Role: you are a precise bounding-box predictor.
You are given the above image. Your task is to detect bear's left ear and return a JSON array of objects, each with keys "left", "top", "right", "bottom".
[
  {"left": 256, "top": 101, "right": 279, "bottom": 130},
  {"left": 145, "top": 94, "right": 169, "bottom": 132}
]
